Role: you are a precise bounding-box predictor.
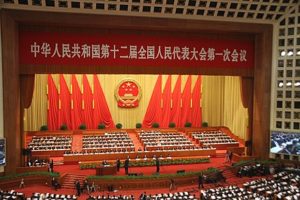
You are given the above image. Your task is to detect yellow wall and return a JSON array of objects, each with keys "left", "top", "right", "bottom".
[{"left": 24, "top": 74, "right": 248, "bottom": 139}]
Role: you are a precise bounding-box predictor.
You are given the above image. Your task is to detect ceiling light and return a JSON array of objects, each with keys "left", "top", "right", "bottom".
[
  {"left": 278, "top": 82, "right": 284, "bottom": 87},
  {"left": 280, "top": 51, "right": 286, "bottom": 56},
  {"left": 287, "top": 51, "right": 293, "bottom": 56}
]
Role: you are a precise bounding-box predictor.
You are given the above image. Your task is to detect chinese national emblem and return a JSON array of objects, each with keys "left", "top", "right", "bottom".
[{"left": 115, "top": 79, "right": 142, "bottom": 108}]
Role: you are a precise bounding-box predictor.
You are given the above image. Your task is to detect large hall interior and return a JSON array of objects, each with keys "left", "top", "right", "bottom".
[{"left": 0, "top": 0, "right": 300, "bottom": 200}]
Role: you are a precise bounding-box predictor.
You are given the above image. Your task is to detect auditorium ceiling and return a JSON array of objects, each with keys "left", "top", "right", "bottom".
[{"left": 2, "top": 0, "right": 299, "bottom": 24}]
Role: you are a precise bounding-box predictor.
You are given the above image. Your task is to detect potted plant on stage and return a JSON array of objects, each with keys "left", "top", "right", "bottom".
[
  {"left": 202, "top": 122, "right": 208, "bottom": 127},
  {"left": 79, "top": 124, "right": 87, "bottom": 130},
  {"left": 169, "top": 122, "right": 176, "bottom": 128},
  {"left": 60, "top": 124, "right": 68, "bottom": 130},
  {"left": 152, "top": 122, "right": 159, "bottom": 128},
  {"left": 98, "top": 123, "right": 106, "bottom": 129},
  {"left": 40, "top": 125, "right": 48, "bottom": 131},
  {"left": 116, "top": 123, "right": 123, "bottom": 129},
  {"left": 184, "top": 122, "right": 192, "bottom": 128},
  {"left": 136, "top": 123, "right": 142, "bottom": 129}
]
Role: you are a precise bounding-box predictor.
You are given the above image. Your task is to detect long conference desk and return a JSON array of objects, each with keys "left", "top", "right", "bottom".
[{"left": 64, "top": 149, "right": 216, "bottom": 163}]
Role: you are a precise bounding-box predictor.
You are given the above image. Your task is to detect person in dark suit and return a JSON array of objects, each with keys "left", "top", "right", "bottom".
[
  {"left": 198, "top": 173, "right": 204, "bottom": 189},
  {"left": 75, "top": 180, "right": 81, "bottom": 196},
  {"left": 156, "top": 157, "right": 160, "bottom": 173},
  {"left": 124, "top": 157, "right": 129, "bottom": 175},
  {"left": 49, "top": 159, "right": 54, "bottom": 172},
  {"left": 116, "top": 159, "right": 121, "bottom": 172}
]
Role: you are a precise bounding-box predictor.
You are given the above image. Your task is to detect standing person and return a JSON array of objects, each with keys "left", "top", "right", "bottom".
[
  {"left": 124, "top": 157, "right": 129, "bottom": 175},
  {"left": 198, "top": 173, "right": 204, "bottom": 189},
  {"left": 116, "top": 159, "right": 121, "bottom": 172},
  {"left": 169, "top": 178, "right": 176, "bottom": 191},
  {"left": 19, "top": 178, "right": 25, "bottom": 188},
  {"left": 156, "top": 157, "right": 160, "bottom": 173},
  {"left": 228, "top": 151, "right": 233, "bottom": 164},
  {"left": 49, "top": 159, "right": 54, "bottom": 172},
  {"left": 75, "top": 180, "right": 81, "bottom": 196}
]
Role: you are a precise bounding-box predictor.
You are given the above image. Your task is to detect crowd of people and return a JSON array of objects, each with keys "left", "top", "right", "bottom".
[
  {"left": 270, "top": 132, "right": 300, "bottom": 155},
  {"left": 82, "top": 132, "right": 135, "bottom": 152},
  {"left": 28, "top": 136, "right": 72, "bottom": 151},
  {"left": 138, "top": 131, "right": 196, "bottom": 151},
  {"left": 0, "top": 190, "right": 25, "bottom": 200},
  {"left": 192, "top": 131, "right": 238, "bottom": 148},
  {"left": 200, "top": 170, "right": 300, "bottom": 200}
]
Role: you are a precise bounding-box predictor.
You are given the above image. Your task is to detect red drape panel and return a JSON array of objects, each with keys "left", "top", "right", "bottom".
[
  {"left": 93, "top": 75, "right": 115, "bottom": 128},
  {"left": 82, "top": 75, "right": 94, "bottom": 129},
  {"left": 191, "top": 75, "right": 202, "bottom": 127},
  {"left": 71, "top": 75, "right": 83, "bottom": 130},
  {"left": 161, "top": 75, "right": 172, "bottom": 128},
  {"left": 47, "top": 75, "right": 59, "bottom": 130},
  {"left": 143, "top": 75, "right": 162, "bottom": 128},
  {"left": 180, "top": 75, "right": 192, "bottom": 127},
  {"left": 170, "top": 75, "right": 181, "bottom": 127},
  {"left": 59, "top": 75, "right": 72, "bottom": 129}
]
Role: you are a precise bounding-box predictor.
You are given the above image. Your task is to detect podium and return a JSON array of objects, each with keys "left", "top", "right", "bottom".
[{"left": 96, "top": 165, "right": 117, "bottom": 176}]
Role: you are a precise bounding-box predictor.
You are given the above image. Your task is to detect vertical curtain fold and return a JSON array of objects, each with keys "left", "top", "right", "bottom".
[
  {"left": 93, "top": 75, "right": 115, "bottom": 128},
  {"left": 143, "top": 75, "right": 162, "bottom": 128},
  {"left": 170, "top": 75, "right": 181, "bottom": 127},
  {"left": 180, "top": 75, "right": 192, "bottom": 127},
  {"left": 71, "top": 75, "right": 82, "bottom": 130},
  {"left": 82, "top": 75, "right": 94, "bottom": 129},
  {"left": 47, "top": 75, "right": 59, "bottom": 130},
  {"left": 161, "top": 75, "right": 172, "bottom": 128},
  {"left": 191, "top": 75, "right": 202, "bottom": 127},
  {"left": 59, "top": 75, "right": 72, "bottom": 129}
]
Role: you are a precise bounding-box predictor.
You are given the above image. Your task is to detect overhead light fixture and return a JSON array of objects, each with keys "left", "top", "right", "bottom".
[
  {"left": 287, "top": 51, "right": 293, "bottom": 56},
  {"left": 281, "top": 51, "right": 286, "bottom": 56},
  {"left": 278, "top": 82, "right": 284, "bottom": 87},
  {"left": 296, "top": 51, "right": 300, "bottom": 55},
  {"left": 295, "top": 82, "right": 300, "bottom": 87},
  {"left": 286, "top": 82, "right": 292, "bottom": 86}
]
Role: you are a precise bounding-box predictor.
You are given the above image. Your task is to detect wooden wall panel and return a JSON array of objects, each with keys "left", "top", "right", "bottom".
[
  {"left": 252, "top": 28, "right": 273, "bottom": 158},
  {"left": 1, "top": 11, "right": 21, "bottom": 173}
]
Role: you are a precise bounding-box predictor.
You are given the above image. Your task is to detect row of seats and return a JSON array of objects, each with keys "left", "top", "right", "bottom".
[
  {"left": 0, "top": 190, "right": 25, "bottom": 200},
  {"left": 141, "top": 191, "right": 196, "bottom": 200},
  {"left": 192, "top": 131, "right": 238, "bottom": 147},
  {"left": 28, "top": 136, "right": 72, "bottom": 151},
  {"left": 83, "top": 133, "right": 134, "bottom": 150},
  {"left": 201, "top": 171, "right": 300, "bottom": 200},
  {"left": 138, "top": 131, "right": 196, "bottom": 150},
  {"left": 31, "top": 192, "right": 77, "bottom": 200}
]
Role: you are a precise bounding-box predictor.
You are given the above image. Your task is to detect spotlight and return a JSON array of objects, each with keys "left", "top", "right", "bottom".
[
  {"left": 278, "top": 82, "right": 284, "bottom": 87},
  {"left": 286, "top": 82, "right": 292, "bottom": 86},
  {"left": 294, "top": 82, "right": 300, "bottom": 87},
  {"left": 287, "top": 51, "right": 293, "bottom": 56},
  {"left": 297, "top": 51, "right": 300, "bottom": 56},
  {"left": 280, "top": 51, "right": 286, "bottom": 56}
]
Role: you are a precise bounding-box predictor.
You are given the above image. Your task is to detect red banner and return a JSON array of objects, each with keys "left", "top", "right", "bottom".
[{"left": 19, "top": 31, "right": 254, "bottom": 68}]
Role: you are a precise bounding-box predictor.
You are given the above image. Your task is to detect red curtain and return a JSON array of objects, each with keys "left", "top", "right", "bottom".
[
  {"left": 47, "top": 75, "right": 59, "bottom": 130},
  {"left": 161, "top": 75, "right": 172, "bottom": 128},
  {"left": 82, "top": 75, "right": 94, "bottom": 129},
  {"left": 93, "top": 75, "right": 115, "bottom": 128},
  {"left": 143, "top": 75, "right": 162, "bottom": 128},
  {"left": 180, "top": 75, "right": 192, "bottom": 127},
  {"left": 191, "top": 75, "right": 202, "bottom": 127},
  {"left": 71, "top": 75, "right": 83, "bottom": 130},
  {"left": 170, "top": 75, "right": 181, "bottom": 127},
  {"left": 59, "top": 75, "right": 72, "bottom": 129}
]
